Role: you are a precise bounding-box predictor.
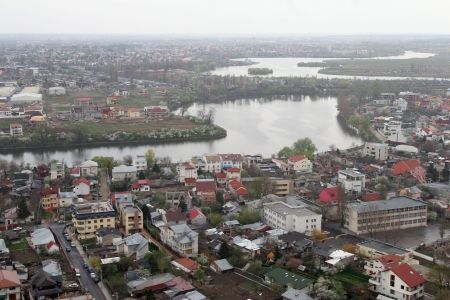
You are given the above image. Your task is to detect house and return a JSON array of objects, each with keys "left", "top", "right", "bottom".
[
  {"left": 357, "top": 240, "right": 412, "bottom": 259},
  {"left": 127, "top": 273, "right": 175, "bottom": 296},
  {"left": 219, "top": 153, "right": 243, "bottom": 169},
  {"left": 144, "top": 106, "right": 169, "bottom": 119},
  {"left": 133, "top": 155, "right": 147, "bottom": 171},
  {"left": 318, "top": 186, "right": 342, "bottom": 205},
  {"left": 225, "top": 167, "right": 241, "bottom": 182},
  {"left": 40, "top": 186, "right": 59, "bottom": 211},
  {"left": 59, "top": 191, "right": 76, "bottom": 207},
  {"left": 72, "top": 202, "right": 116, "bottom": 239},
  {"left": 324, "top": 250, "right": 355, "bottom": 269},
  {"left": 202, "top": 154, "right": 222, "bottom": 173},
  {"left": 210, "top": 259, "right": 234, "bottom": 273},
  {"left": 263, "top": 201, "right": 322, "bottom": 235},
  {"left": 393, "top": 98, "right": 408, "bottom": 111},
  {"left": 271, "top": 178, "right": 293, "bottom": 197},
  {"left": 288, "top": 155, "right": 313, "bottom": 173},
  {"left": 114, "top": 233, "right": 148, "bottom": 261},
  {"left": 131, "top": 179, "right": 151, "bottom": 192},
  {"left": 80, "top": 160, "right": 99, "bottom": 177},
  {"left": 264, "top": 268, "right": 313, "bottom": 291},
  {"left": 170, "top": 257, "right": 199, "bottom": 274},
  {"left": 111, "top": 191, "right": 133, "bottom": 208},
  {"left": 50, "top": 160, "right": 64, "bottom": 180},
  {"left": 126, "top": 108, "right": 141, "bottom": 118},
  {"left": 188, "top": 208, "right": 207, "bottom": 226},
  {"left": 277, "top": 231, "right": 312, "bottom": 252},
  {"left": 69, "top": 167, "right": 80, "bottom": 178},
  {"left": 0, "top": 270, "right": 21, "bottom": 300},
  {"left": 2, "top": 207, "right": 19, "bottom": 228},
  {"left": 112, "top": 165, "right": 137, "bottom": 182},
  {"left": 344, "top": 197, "right": 427, "bottom": 235},
  {"left": 228, "top": 180, "right": 249, "bottom": 198},
  {"left": 160, "top": 224, "right": 198, "bottom": 257},
  {"left": 0, "top": 107, "right": 12, "bottom": 118},
  {"left": 392, "top": 160, "right": 426, "bottom": 183},
  {"left": 31, "top": 228, "right": 58, "bottom": 253},
  {"left": 9, "top": 123, "right": 23, "bottom": 136},
  {"left": 362, "top": 143, "right": 389, "bottom": 161},
  {"left": 214, "top": 172, "right": 227, "bottom": 186},
  {"left": 30, "top": 269, "right": 62, "bottom": 299},
  {"left": 174, "top": 290, "right": 207, "bottom": 300},
  {"left": 0, "top": 239, "right": 9, "bottom": 255},
  {"left": 367, "top": 260, "right": 426, "bottom": 300},
  {"left": 96, "top": 227, "right": 122, "bottom": 246},
  {"left": 72, "top": 177, "right": 90, "bottom": 196},
  {"left": 338, "top": 169, "right": 366, "bottom": 193},
  {"left": 119, "top": 204, "right": 143, "bottom": 235},
  {"left": 42, "top": 259, "right": 63, "bottom": 283},
  {"left": 282, "top": 288, "right": 313, "bottom": 300},
  {"left": 194, "top": 179, "right": 217, "bottom": 206},
  {"left": 177, "top": 163, "right": 198, "bottom": 183}
]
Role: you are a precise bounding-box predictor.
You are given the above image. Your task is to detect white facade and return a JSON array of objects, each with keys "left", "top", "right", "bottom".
[
  {"left": 362, "top": 143, "right": 388, "bottom": 161},
  {"left": 112, "top": 165, "right": 137, "bottom": 182},
  {"left": 202, "top": 155, "right": 222, "bottom": 173},
  {"left": 383, "top": 121, "right": 406, "bottom": 143},
  {"left": 176, "top": 163, "right": 198, "bottom": 183},
  {"left": 80, "top": 160, "right": 99, "bottom": 177},
  {"left": 10, "top": 92, "right": 43, "bottom": 104},
  {"left": 338, "top": 169, "right": 366, "bottom": 193},
  {"left": 393, "top": 98, "right": 408, "bottom": 111},
  {"left": 288, "top": 157, "right": 313, "bottom": 173},
  {"left": 161, "top": 224, "right": 199, "bottom": 257},
  {"left": 9, "top": 124, "right": 23, "bottom": 136},
  {"left": 73, "top": 182, "right": 90, "bottom": 196},
  {"left": 133, "top": 155, "right": 148, "bottom": 171},
  {"left": 263, "top": 201, "right": 322, "bottom": 235},
  {"left": 48, "top": 86, "right": 66, "bottom": 95}
]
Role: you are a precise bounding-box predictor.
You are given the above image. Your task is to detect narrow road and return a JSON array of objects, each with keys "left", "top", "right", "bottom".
[
  {"left": 50, "top": 224, "right": 110, "bottom": 300},
  {"left": 99, "top": 168, "right": 110, "bottom": 201}
]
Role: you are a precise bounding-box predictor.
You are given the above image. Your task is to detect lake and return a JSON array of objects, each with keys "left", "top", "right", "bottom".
[
  {"left": 0, "top": 96, "right": 361, "bottom": 166},
  {"left": 209, "top": 51, "right": 444, "bottom": 80}
]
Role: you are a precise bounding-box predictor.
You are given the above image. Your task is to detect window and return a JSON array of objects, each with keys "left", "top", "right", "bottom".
[
  {"left": 401, "top": 285, "right": 404, "bottom": 290},
  {"left": 390, "top": 289, "right": 395, "bottom": 295},
  {"left": 306, "top": 219, "right": 308, "bottom": 223}
]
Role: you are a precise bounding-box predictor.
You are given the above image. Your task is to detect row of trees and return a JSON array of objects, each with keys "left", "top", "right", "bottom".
[{"left": 278, "top": 138, "right": 317, "bottom": 160}]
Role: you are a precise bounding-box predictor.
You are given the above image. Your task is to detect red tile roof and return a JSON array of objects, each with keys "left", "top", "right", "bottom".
[
  {"left": 189, "top": 208, "right": 204, "bottom": 220},
  {"left": 173, "top": 257, "right": 199, "bottom": 272},
  {"left": 319, "top": 187, "right": 341, "bottom": 204},
  {"left": 131, "top": 182, "right": 140, "bottom": 190},
  {"left": 378, "top": 254, "right": 401, "bottom": 269},
  {"left": 40, "top": 186, "right": 58, "bottom": 197},
  {"left": 362, "top": 192, "right": 383, "bottom": 202},
  {"left": 229, "top": 180, "right": 249, "bottom": 196},
  {"left": 215, "top": 172, "right": 226, "bottom": 179},
  {"left": 184, "top": 178, "right": 197, "bottom": 185},
  {"left": 0, "top": 270, "right": 21, "bottom": 289},
  {"left": 137, "top": 179, "right": 151, "bottom": 185},
  {"left": 166, "top": 210, "right": 187, "bottom": 223},
  {"left": 289, "top": 155, "right": 306, "bottom": 162},
  {"left": 391, "top": 263, "right": 426, "bottom": 288},
  {"left": 73, "top": 177, "right": 90, "bottom": 186},
  {"left": 196, "top": 180, "right": 217, "bottom": 193},
  {"left": 46, "top": 241, "right": 57, "bottom": 249},
  {"left": 70, "top": 167, "right": 80, "bottom": 175},
  {"left": 392, "top": 160, "right": 420, "bottom": 176},
  {"left": 226, "top": 168, "right": 241, "bottom": 173}
]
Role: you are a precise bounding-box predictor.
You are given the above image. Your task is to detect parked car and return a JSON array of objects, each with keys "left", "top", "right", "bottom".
[
  {"left": 83, "top": 263, "right": 89, "bottom": 269},
  {"left": 75, "top": 268, "right": 80, "bottom": 277},
  {"left": 65, "top": 246, "right": 71, "bottom": 252},
  {"left": 13, "top": 227, "right": 22, "bottom": 231},
  {"left": 67, "top": 282, "right": 79, "bottom": 288}
]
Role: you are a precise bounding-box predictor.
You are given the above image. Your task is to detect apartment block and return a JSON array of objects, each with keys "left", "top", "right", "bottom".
[
  {"left": 338, "top": 169, "right": 366, "bottom": 193},
  {"left": 344, "top": 197, "right": 427, "bottom": 235},
  {"left": 72, "top": 202, "right": 116, "bottom": 240},
  {"left": 362, "top": 142, "right": 389, "bottom": 161}
]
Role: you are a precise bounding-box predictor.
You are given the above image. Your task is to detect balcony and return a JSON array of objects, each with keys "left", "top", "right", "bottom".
[{"left": 369, "top": 278, "right": 380, "bottom": 285}]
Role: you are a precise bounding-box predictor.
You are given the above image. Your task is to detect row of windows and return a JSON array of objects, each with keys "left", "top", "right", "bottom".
[{"left": 357, "top": 213, "right": 426, "bottom": 224}]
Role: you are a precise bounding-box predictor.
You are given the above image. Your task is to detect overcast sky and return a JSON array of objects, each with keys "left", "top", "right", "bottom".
[{"left": 1, "top": 0, "right": 449, "bottom": 35}]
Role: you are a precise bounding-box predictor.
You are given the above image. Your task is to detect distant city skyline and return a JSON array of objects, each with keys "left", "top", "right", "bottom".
[{"left": 1, "top": 0, "right": 450, "bottom": 35}]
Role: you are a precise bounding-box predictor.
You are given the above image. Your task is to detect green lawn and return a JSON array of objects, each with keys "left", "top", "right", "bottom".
[
  {"left": 41, "top": 210, "right": 53, "bottom": 220},
  {"left": 80, "top": 238, "right": 97, "bottom": 248},
  {"left": 336, "top": 270, "right": 370, "bottom": 284},
  {"left": 6, "top": 237, "right": 29, "bottom": 251}
]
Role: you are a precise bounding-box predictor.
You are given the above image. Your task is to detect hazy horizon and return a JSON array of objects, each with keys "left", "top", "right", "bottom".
[{"left": 2, "top": 0, "right": 450, "bottom": 36}]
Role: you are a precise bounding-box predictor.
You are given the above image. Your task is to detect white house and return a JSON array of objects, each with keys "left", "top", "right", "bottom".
[
  {"left": 10, "top": 92, "right": 43, "bottom": 104},
  {"left": 133, "top": 155, "right": 147, "bottom": 171},
  {"left": 365, "top": 257, "right": 426, "bottom": 300},
  {"left": 288, "top": 155, "right": 313, "bottom": 173},
  {"left": 160, "top": 224, "right": 199, "bottom": 257},
  {"left": 80, "top": 160, "right": 99, "bottom": 177},
  {"left": 59, "top": 191, "right": 76, "bottom": 207},
  {"left": 48, "top": 87, "right": 66, "bottom": 95},
  {"left": 416, "top": 127, "right": 432, "bottom": 138},
  {"left": 219, "top": 153, "right": 243, "bottom": 169},
  {"left": 73, "top": 177, "right": 90, "bottom": 196},
  {"left": 202, "top": 154, "right": 222, "bottom": 173},
  {"left": 393, "top": 98, "right": 408, "bottom": 111},
  {"left": 176, "top": 162, "right": 198, "bottom": 183},
  {"left": 263, "top": 201, "right": 322, "bottom": 235},
  {"left": 112, "top": 165, "right": 137, "bottom": 182},
  {"left": 338, "top": 169, "right": 366, "bottom": 193}
]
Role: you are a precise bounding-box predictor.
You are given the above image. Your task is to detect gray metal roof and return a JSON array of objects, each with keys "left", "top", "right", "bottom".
[
  {"left": 264, "top": 202, "right": 319, "bottom": 217},
  {"left": 347, "top": 197, "right": 426, "bottom": 213}
]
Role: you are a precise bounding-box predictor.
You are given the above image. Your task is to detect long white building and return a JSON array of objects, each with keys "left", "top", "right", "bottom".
[{"left": 263, "top": 201, "right": 321, "bottom": 235}]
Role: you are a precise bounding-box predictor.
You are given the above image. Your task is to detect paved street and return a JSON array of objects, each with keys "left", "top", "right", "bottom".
[{"left": 49, "top": 224, "right": 109, "bottom": 300}]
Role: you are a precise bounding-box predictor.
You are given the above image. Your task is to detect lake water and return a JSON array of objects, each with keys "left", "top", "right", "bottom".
[
  {"left": 0, "top": 96, "right": 361, "bottom": 166},
  {"left": 209, "top": 51, "right": 445, "bottom": 80}
]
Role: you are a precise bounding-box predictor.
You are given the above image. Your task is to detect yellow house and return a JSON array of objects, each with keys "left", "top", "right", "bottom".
[
  {"left": 119, "top": 204, "right": 143, "bottom": 235},
  {"left": 41, "top": 187, "right": 59, "bottom": 211}
]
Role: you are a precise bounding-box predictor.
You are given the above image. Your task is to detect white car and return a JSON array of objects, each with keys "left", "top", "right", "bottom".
[
  {"left": 67, "top": 282, "right": 79, "bottom": 288},
  {"left": 13, "top": 227, "right": 22, "bottom": 231}
]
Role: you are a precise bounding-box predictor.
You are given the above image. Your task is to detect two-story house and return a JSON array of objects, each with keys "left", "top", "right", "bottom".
[
  {"left": 40, "top": 186, "right": 59, "bottom": 211},
  {"left": 176, "top": 163, "right": 198, "bottom": 183},
  {"left": 160, "top": 224, "right": 198, "bottom": 257},
  {"left": 0, "top": 269, "right": 21, "bottom": 300},
  {"left": 338, "top": 169, "right": 366, "bottom": 193},
  {"left": 288, "top": 155, "right": 313, "bottom": 173},
  {"left": 80, "top": 160, "right": 99, "bottom": 177}
]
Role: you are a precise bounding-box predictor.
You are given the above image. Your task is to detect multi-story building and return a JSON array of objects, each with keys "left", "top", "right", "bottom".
[
  {"left": 338, "top": 169, "right": 366, "bottom": 193},
  {"left": 40, "top": 186, "right": 59, "bottom": 211},
  {"left": 119, "top": 204, "right": 143, "bottom": 235},
  {"left": 194, "top": 179, "right": 217, "bottom": 206},
  {"left": 50, "top": 160, "right": 65, "bottom": 180},
  {"left": 176, "top": 162, "right": 198, "bottom": 183},
  {"left": 133, "top": 155, "right": 147, "bottom": 171},
  {"left": 9, "top": 123, "right": 23, "bottom": 136},
  {"left": 202, "top": 155, "right": 222, "bottom": 173},
  {"left": 0, "top": 269, "right": 21, "bottom": 300},
  {"left": 160, "top": 223, "right": 198, "bottom": 257},
  {"left": 270, "top": 178, "right": 293, "bottom": 197},
  {"left": 219, "top": 153, "right": 243, "bottom": 169},
  {"left": 72, "top": 202, "right": 116, "bottom": 240},
  {"left": 383, "top": 120, "right": 405, "bottom": 143},
  {"left": 344, "top": 197, "right": 427, "bottom": 235},
  {"left": 362, "top": 143, "right": 389, "bottom": 161},
  {"left": 80, "top": 160, "right": 99, "bottom": 177},
  {"left": 365, "top": 255, "right": 426, "bottom": 300},
  {"left": 263, "top": 201, "right": 322, "bottom": 235}
]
